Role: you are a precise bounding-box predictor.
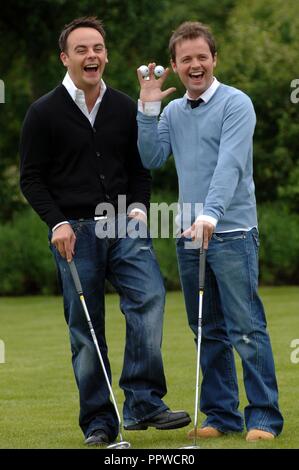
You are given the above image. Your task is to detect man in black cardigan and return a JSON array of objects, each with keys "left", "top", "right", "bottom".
[{"left": 20, "top": 17, "right": 190, "bottom": 446}]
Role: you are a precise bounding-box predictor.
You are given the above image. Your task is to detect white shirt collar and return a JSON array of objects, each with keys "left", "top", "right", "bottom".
[
  {"left": 62, "top": 72, "right": 106, "bottom": 105},
  {"left": 186, "top": 77, "right": 220, "bottom": 103}
]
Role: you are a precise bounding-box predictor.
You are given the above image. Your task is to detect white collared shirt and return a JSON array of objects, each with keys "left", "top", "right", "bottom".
[
  {"left": 62, "top": 72, "right": 106, "bottom": 126},
  {"left": 186, "top": 76, "right": 220, "bottom": 103}
]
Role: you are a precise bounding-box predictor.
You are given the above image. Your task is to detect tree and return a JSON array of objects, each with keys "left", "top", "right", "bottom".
[{"left": 217, "top": 0, "right": 299, "bottom": 209}]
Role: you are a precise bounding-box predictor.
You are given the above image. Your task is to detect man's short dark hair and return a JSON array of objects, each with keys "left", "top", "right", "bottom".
[
  {"left": 59, "top": 16, "right": 106, "bottom": 52},
  {"left": 169, "top": 21, "right": 216, "bottom": 62}
]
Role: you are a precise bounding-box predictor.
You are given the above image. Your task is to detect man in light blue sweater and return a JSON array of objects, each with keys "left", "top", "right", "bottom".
[{"left": 136, "top": 21, "right": 283, "bottom": 441}]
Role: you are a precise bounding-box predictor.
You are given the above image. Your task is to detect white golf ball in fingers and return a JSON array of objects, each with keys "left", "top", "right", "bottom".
[
  {"left": 154, "top": 65, "right": 165, "bottom": 77},
  {"left": 138, "top": 65, "right": 149, "bottom": 78}
]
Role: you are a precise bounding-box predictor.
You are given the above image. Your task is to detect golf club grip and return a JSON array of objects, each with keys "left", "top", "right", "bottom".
[
  {"left": 68, "top": 260, "right": 83, "bottom": 295},
  {"left": 199, "top": 248, "right": 207, "bottom": 291}
]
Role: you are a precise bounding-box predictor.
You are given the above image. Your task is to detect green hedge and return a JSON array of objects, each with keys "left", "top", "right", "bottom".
[
  {"left": 258, "top": 203, "right": 299, "bottom": 284},
  {"left": 0, "top": 200, "right": 298, "bottom": 295},
  {"left": 0, "top": 210, "right": 57, "bottom": 295}
]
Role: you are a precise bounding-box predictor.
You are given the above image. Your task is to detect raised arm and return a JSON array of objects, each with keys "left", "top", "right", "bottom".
[{"left": 136, "top": 62, "right": 176, "bottom": 169}]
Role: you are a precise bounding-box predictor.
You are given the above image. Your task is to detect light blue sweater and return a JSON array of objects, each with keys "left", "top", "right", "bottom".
[{"left": 137, "top": 83, "right": 258, "bottom": 232}]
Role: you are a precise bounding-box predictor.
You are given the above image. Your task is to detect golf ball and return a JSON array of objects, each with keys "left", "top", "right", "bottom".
[
  {"left": 154, "top": 65, "right": 165, "bottom": 77},
  {"left": 139, "top": 65, "right": 149, "bottom": 78}
]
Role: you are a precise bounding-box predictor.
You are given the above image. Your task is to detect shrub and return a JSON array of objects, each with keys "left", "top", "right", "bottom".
[
  {"left": 0, "top": 209, "right": 57, "bottom": 295},
  {"left": 258, "top": 203, "right": 299, "bottom": 284}
]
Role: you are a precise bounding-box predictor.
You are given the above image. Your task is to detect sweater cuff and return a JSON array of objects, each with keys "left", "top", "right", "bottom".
[{"left": 195, "top": 214, "right": 218, "bottom": 227}]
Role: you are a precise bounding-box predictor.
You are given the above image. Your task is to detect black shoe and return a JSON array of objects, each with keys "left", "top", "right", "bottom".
[
  {"left": 84, "top": 429, "right": 110, "bottom": 446},
  {"left": 124, "top": 410, "right": 191, "bottom": 431}
]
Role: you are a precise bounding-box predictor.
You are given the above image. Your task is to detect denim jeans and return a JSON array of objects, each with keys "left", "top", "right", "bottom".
[
  {"left": 176, "top": 228, "right": 283, "bottom": 435},
  {"left": 50, "top": 217, "right": 168, "bottom": 441}
]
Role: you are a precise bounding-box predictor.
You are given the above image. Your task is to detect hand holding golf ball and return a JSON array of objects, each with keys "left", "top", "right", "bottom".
[{"left": 137, "top": 62, "right": 176, "bottom": 102}]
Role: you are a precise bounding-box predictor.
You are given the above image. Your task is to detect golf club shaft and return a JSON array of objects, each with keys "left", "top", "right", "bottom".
[
  {"left": 79, "top": 295, "right": 122, "bottom": 426},
  {"left": 193, "top": 247, "right": 206, "bottom": 446},
  {"left": 68, "top": 260, "right": 122, "bottom": 431},
  {"left": 194, "top": 291, "right": 203, "bottom": 428}
]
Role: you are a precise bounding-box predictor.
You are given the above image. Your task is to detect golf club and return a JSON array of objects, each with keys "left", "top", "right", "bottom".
[
  {"left": 68, "top": 260, "right": 131, "bottom": 449},
  {"left": 180, "top": 246, "right": 206, "bottom": 449}
]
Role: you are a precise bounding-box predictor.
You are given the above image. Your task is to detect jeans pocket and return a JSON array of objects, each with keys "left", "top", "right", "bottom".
[
  {"left": 176, "top": 235, "right": 192, "bottom": 246},
  {"left": 140, "top": 245, "right": 155, "bottom": 258},
  {"left": 251, "top": 228, "right": 260, "bottom": 249},
  {"left": 212, "top": 231, "right": 246, "bottom": 242}
]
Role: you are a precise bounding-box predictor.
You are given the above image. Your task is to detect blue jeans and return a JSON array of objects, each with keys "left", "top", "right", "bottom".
[
  {"left": 50, "top": 217, "right": 168, "bottom": 441},
  {"left": 176, "top": 228, "right": 283, "bottom": 435}
]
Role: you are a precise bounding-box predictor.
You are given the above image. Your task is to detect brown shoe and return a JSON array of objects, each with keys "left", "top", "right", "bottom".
[
  {"left": 187, "top": 426, "right": 224, "bottom": 439},
  {"left": 246, "top": 429, "right": 275, "bottom": 441}
]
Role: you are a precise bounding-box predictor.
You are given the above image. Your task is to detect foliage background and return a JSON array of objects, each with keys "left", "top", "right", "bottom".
[{"left": 0, "top": 0, "right": 299, "bottom": 294}]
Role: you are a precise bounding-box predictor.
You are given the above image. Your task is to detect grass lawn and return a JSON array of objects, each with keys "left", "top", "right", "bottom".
[{"left": 0, "top": 287, "right": 298, "bottom": 449}]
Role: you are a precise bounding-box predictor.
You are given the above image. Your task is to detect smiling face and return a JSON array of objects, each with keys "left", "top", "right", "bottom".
[
  {"left": 60, "top": 27, "right": 108, "bottom": 92},
  {"left": 171, "top": 36, "right": 217, "bottom": 99}
]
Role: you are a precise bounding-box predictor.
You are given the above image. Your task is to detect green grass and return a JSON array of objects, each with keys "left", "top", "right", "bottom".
[{"left": 0, "top": 287, "right": 298, "bottom": 449}]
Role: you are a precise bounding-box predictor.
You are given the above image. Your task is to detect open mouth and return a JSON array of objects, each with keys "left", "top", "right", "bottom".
[
  {"left": 84, "top": 64, "right": 99, "bottom": 73},
  {"left": 189, "top": 71, "right": 204, "bottom": 80}
]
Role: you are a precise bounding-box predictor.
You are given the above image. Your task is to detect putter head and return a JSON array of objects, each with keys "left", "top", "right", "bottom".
[{"left": 107, "top": 441, "right": 131, "bottom": 449}]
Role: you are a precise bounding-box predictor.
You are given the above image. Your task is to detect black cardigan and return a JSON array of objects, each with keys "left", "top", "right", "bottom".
[{"left": 20, "top": 84, "right": 151, "bottom": 229}]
